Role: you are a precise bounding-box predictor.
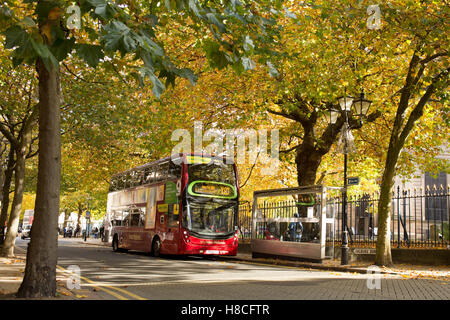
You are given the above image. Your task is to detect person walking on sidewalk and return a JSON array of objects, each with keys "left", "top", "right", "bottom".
[{"left": 100, "top": 225, "right": 104, "bottom": 241}]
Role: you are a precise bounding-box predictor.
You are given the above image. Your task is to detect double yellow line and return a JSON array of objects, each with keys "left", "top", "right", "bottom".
[
  {"left": 56, "top": 265, "right": 146, "bottom": 300},
  {"left": 15, "top": 245, "right": 146, "bottom": 300}
]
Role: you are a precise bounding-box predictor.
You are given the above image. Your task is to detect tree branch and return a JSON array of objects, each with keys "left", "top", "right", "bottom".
[{"left": 399, "top": 66, "right": 450, "bottom": 145}]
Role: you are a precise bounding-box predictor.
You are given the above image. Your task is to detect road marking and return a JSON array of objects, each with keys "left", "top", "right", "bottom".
[
  {"left": 56, "top": 266, "right": 128, "bottom": 300},
  {"left": 218, "top": 258, "right": 313, "bottom": 271},
  {"left": 15, "top": 244, "right": 146, "bottom": 300}
]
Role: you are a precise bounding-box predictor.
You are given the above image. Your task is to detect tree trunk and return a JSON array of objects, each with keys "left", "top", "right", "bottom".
[
  {"left": 1, "top": 131, "right": 32, "bottom": 257},
  {"left": 374, "top": 147, "right": 400, "bottom": 266},
  {"left": 374, "top": 62, "right": 446, "bottom": 266},
  {"left": 0, "top": 147, "right": 15, "bottom": 244},
  {"left": 296, "top": 146, "right": 322, "bottom": 186},
  {"left": 17, "top": 59, "right": 61, "bottom": 298}
]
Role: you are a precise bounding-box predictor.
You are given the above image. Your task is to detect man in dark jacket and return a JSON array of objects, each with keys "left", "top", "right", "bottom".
[{"left": 289, "top": 213, "right": 303, "bottom": 242}]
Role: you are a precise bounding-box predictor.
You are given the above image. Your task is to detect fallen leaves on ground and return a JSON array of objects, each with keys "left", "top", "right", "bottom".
[{"left": 4, "top": 259, "right": 22, "bottom": 265}]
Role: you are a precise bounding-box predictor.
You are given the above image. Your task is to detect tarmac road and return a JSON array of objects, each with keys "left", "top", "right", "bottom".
[{"left": 14, "top": 238, "right": 450, "bottom": 300}]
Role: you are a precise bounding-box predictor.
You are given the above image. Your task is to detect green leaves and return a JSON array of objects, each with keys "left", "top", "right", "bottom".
[
  {"left": 4, "top": 25, "right": 29, "bottom": 50},
  {"left": 203, "top": 40, "right": 231, "bottom": 70},
  {"left": 20, "top": 17, "right": 37, "bottom": 28},
  {"left": 4, "top": 24, "right": 72, "bottom": 70},
  {"left": 30, "top": 38, "right": 58, "bottom": 68},
  {"left": 102, "top": 21, "right": 136, "bottom": 54},
  {"left": 4, "top": 25, "right": 53, "bottom": 69},
  {"left": 75, "top": 44, "right": 104, "bottom": 67},
  {"left": 137, "top": 67, "right": 165, "bottom": 98},
  {"left": 51, "top": 38, "right": 76, "bottom": 61},
  {"left": 2, "top": 0, "right": 283, "bottom": 99}
]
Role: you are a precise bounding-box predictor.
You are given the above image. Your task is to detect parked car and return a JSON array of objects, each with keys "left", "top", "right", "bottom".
[{"left": 21, "top": 225, "right": 32, "bottom": 239}]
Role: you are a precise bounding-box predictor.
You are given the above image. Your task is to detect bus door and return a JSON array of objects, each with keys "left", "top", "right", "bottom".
[
  {"left": 165, "top": 203, "right": 180, "bottom": 253},
  {"left": 128, "top": 209, "right": 145, "bottom": 250},
  {"left": 155, "top": 202, "right": 178, "bottom": 253},
  {"left": 156, "top": 202, "right": 170, "bottom": 252},
  {"left": 120, "top": 210, "right": 131, "bottom": 249}
]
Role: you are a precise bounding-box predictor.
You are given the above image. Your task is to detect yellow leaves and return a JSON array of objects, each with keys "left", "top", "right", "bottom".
[
  {"left": 4, "top": 259, "right": 22, "bottom": 265},
  {"left": 76, "top": 294, "right": 88, "bottom": 299},
  {"left": 48, "top": 7, "right": 64, "bottom": 21},
  {"left": 58, "top": 290, "right": 72, "bottom": 296},
  {"left": 39, "top": 7, "right": 64, "bottom": 43},
  {"left": 40, "top": 24, "right": 53, "bottom": 42}
]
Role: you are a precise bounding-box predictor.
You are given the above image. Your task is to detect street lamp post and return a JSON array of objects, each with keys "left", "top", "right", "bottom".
[
  {"left": 329, "top": 90, "right": 372, "bottom": 265},
  {"left": 337, "top": 93, "right": 354, "bottom": 265}
]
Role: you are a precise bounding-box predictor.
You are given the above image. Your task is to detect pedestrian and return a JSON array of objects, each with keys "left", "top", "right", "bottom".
[
  {"left": 289, "top": 213, "right": 303, "bottom": 242},
  {"left": 75, "top": 225, "right": 80, "bottom": 237},
  {"left": 99, "top": 225, "right": 104, "bottom": 241},
  {"left": 63, "top": 226, "right": 67, "bottom": 238}
]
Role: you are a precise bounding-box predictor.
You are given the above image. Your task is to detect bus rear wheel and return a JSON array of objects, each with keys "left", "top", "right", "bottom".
[{"left": 152, "top": 238, "right": 161, "bottom": 257}]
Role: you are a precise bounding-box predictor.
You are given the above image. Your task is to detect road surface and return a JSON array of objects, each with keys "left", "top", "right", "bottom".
[{"left": 14, "top": 238, "right": 450, "bottom": 300}]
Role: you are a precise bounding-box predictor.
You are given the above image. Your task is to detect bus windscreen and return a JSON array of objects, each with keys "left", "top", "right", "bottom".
[
  {"left": 185, "top": 198, "right": 237, "bottom": 237},
  {"left": 187, "top": 158, "right": 236, "bottom": 186}
]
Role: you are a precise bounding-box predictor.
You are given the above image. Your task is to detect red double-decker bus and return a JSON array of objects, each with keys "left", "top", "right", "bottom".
[{"left": 108, "top": 154, "right": 239, "bottom": 256}]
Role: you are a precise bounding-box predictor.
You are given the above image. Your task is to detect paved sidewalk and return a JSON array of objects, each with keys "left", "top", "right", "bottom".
[{"left": 74, "top": 237, "right": 450, "bottom": 280}]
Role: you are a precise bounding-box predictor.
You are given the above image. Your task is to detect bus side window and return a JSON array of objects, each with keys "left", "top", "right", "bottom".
[
  {"left": 123, "top": 211, "right": 130, "bottom": 226},
  {"left": 131, "top": 170, "right": 143, "bottom": 187},
  {"left": 112, "top": 210, "right": 122, "bottom": 226},
  {"left": 124, "top": 173, "right": 132, "bottom": 189},
  {"left": 139, "top": 209, "right": 146, "bottom": 227},
  {"left": 168, "top": 161, "right": 181, "bottom": 180},
  {"left": 129, "top": 170, "right": 137, "bottom": 187},
  {"left": 109, "top": 177, "right": 117, "bottom": 192},
  {"left": 156, "top": 162, "right": 168, "bottom": 182},
  {"left": 138, "top": 170, "right": 145, "bottom": 186},
  {"left": 145, "top": 166, "right": 155, "bottom": 184},
  {"left": 117, "top": 176, "right": 124, "bottom": 190},
  {"left": 130, "top": 211, "right": 140, "bottom": 226}
]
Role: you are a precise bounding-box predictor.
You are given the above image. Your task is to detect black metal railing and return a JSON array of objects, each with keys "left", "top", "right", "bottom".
[{"left": 237, "top": 186, "right": 450, "bottom": 248}]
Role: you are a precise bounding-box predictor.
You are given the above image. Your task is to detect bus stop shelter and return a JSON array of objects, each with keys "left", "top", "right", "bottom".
[{"left": 251, "top": 185, "right": 340, "bottom": 262}]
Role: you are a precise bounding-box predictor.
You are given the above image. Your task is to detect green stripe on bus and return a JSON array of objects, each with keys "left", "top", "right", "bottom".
[{"left": 187, "top": 181, "right": 237, "bottom": 199}]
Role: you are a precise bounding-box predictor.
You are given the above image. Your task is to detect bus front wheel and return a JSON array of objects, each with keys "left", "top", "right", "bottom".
[{"left": 152, "top": 237, "right": 161, "bottom": 257}]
